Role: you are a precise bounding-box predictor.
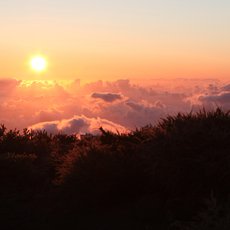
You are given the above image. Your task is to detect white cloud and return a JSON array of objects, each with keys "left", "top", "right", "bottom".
[{"left": 29, "top": 115, "right": 127, "bottom": 135}]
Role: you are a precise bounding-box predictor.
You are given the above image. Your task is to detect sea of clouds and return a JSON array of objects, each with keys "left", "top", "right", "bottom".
[{"left": 0, "top": 77, "right": 230, "bottom": 135}]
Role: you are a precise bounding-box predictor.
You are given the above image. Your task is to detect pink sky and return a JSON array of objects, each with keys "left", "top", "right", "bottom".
[{"left": 1, "top": 78, "right": 230, "bottom": 134}]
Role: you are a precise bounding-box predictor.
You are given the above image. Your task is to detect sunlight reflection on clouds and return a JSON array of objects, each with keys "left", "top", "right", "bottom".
[{"left": 0, "top": 78, "right": 229, "bottom": 134}]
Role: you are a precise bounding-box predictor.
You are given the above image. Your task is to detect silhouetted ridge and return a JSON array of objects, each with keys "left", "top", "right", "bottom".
[{"left": 1, "top": 108, "right": 230, "bottom": 229}]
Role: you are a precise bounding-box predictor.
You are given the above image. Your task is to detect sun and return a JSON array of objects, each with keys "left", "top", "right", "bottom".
[{"left": 30, "top": 56, "right": 47, "bottom": 72}]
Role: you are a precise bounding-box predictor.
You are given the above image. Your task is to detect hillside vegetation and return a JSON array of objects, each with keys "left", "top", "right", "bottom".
[{"left": 1, "top": 108, "right": 230, "bottom": 229}]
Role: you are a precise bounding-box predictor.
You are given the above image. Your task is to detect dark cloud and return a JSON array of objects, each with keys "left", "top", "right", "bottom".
[
  {"left": 91, "top": 92, "right": 123, "bottom": 102},
  {"left": 199, "top": 92, "right": 230, "bottom": 105},
  {"left": 221, "top": 84, "right": 230, "bottom": 92},
  {"left": 126, "top": 101, "right": 143, "bottom": 111}
]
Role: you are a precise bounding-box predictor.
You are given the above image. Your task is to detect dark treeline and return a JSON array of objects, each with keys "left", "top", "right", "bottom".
[{"left": 1, "top": 108, "right": 230, "bottom": 229}]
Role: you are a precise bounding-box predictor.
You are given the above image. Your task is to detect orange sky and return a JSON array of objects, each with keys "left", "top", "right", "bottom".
[{"left": 0, "top": 0, "right": 230, "bottom": 82}]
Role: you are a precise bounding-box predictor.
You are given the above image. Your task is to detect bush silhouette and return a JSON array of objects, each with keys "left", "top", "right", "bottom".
[{"left": 1, "top": 108, "right": 230, "bottom": 229}]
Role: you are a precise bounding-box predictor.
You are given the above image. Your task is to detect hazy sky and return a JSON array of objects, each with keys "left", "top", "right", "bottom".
[{"left": 0, "top": 0, "right": 229, "bottom": 81}]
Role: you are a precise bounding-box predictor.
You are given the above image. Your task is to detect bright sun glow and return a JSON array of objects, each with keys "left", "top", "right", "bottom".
[{"left": 30, "top": 56, "right": 47, "bottom": 72}]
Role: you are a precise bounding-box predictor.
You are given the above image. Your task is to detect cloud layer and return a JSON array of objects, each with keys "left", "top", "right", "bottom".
[
  {"left": 0, "top": 77, "right": 229, "bottom": 134},
  {"left": 29, "top": 115, "right": 126, "bottom": 135}
]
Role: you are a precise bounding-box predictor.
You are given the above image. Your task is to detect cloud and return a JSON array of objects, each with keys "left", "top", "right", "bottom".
[
  {"left": 91, "top": 92, "right": 123, "bottom": 102},
  {"left": 29, "top": 115, "right": 127, "bottom": 135},
  {"left": 1, "top": 77, "right": 230, "bottom": 133},
  {"left": 221, "top": 84, "right": 230, "bottom": 92},
  {"left": 35, "top": 108, "right": 64, "bottom": 122},
  {"left": 0, "top": 78, "right": 20, "bottom": 97},
  {"left": 199, "top": 92, "right": 230, "bottom": 105}
]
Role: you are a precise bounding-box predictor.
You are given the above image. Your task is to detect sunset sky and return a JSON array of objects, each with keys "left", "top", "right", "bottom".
[
  {"left": 1, "top": 1, "right": 230, "bottom": 133},
  {"left": 0, "top": 0, "right": 230, "bottom": 82}
]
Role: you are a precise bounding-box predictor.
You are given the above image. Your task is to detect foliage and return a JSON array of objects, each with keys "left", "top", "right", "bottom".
[{"left": 1, "top": 108, "right": 230, "bottom": 229}]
